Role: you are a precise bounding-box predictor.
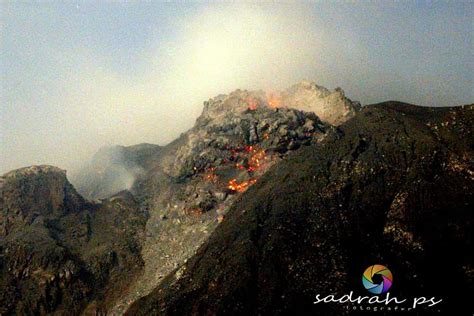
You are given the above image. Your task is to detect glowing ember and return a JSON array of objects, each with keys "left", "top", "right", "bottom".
[
  {"left": 247, "top": 148, "right": 266, "bottom": 172},
  {"left": 232, "top": 146, "right": 267, "bottom": 172},
  {"left": 247, "top": 97, "right": 258, "bottom": 111},
  {"left": 205, "top": 173, "right": 218, "bottom": 182},
  {"left": 266, "top": 92, "right": 281, "bottom": 108},
  {"left": 227, "top": 178, "right": 257, "bottom": 192},
  {"left": 204, "top": 167, "right": 218, "bottom": 182},
  {"left": 194, "top": 145, "right": 268, "bottom": 194}
]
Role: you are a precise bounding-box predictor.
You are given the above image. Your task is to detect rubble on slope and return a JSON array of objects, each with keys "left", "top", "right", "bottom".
[
  {"left": 126, "top": 103, "right": 474, "bottom": 316},
  {"left": 111, "top": 86, "right": 336, "bottom": 314},
  {"left": 68, "top": 81, "right": 359, "bottom": 314}
]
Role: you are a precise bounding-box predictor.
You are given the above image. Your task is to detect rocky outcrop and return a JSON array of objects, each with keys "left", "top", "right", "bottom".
[
  {"left": 77, "top": 81, "right": 358, "bottom": 200},
  {"left": 0, "top": 166, "right": 147, "bottom": 315},
  {"left": 0, "top": 165, "right": 84, "bottom": 237},
  {"left": 71, "top": 83, "right": 368, "bottom": 313},
  {"left": 281, "top": 80, "right": 361, "bottom": 125},
  {"left": 126, "top": 103, "right": 473, "bottom": 315},
  {"left": 163, "top": 88, "right": 328, "bottom": 179},
  {"left": 6, "top": 80, "right": 470, "bottom": 315},
  {"left": 110, "top": 86, "right": 332, "bottom": 314}
]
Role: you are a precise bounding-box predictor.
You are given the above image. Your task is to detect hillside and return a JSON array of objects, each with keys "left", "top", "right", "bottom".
[
  {"left": 126, "top": 103, "right": 474, "bottom": 315},
  {"left": 0, "top": 166, "right": 147, "bottom": 314},
  {"left": 1, "top": 82, "right": 472, "bottom": 315},
  {"left": 1, "top": 81, "right": 361, "bottom": 315},
  {"left": 62, "top": 82, "right": 359, "bottom": 313}
]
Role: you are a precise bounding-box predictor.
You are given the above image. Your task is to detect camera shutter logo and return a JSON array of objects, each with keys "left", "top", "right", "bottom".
[{"left": 362, "top": 264, "right": 393, "bottom": 294}]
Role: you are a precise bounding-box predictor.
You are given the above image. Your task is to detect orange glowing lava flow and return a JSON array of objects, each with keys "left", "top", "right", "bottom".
[
  {"left": 247, "top": 97, "right": 258, "bottom": 111},
  {"left": 248, "top": 148, "right": 266, "bottom": 172},
  {"left": 266, "top": 92, "right": 281, "bottom": 108},
  {"left": 227, "top": 178, "right": 257, "bottom": 192},
  {"left": 234, "top": 146, "right": 267, "bottom": 172}
]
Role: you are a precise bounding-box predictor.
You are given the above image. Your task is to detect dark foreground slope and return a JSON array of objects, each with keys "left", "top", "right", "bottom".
[
  {"left": 0, "top": 166, "right": 147, "bottom": 315},
  {"left": 127, "top": 103, "right": 473, "bottom": 315}
]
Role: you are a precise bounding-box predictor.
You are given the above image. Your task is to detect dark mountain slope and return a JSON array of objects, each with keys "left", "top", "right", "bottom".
[
  {"left": 0, "top": 166, "right": 147, "bottom": 315},
  {"left": 127, "top": 103, "right": 473, "bottom": 315},
  {"left": 3, "top": 82, "right": 350, "bottom": 314}
]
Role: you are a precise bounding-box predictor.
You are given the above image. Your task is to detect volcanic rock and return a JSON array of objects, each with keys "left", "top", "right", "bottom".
[
  {"left": 108, "top": 83, "right": 338, "bottom": 313},
  {"left": 126, "top": 103, "right": 473, "bottom": 315},
  {"left": 0, "top": 166, "right": 147, "bottom": 315},
  {"left": 281, "top": 80, "right": 361, "bottom": 125},
  {"left": 0, "top": 82, "right": 413, "bottom": 315},
  {"left": 1, "top": 80, "right": 472, "bottom": 315}
]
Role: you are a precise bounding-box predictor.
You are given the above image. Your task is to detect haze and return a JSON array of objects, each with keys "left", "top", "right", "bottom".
[{"left": 1, "top": 2, "right": 472, "bottom": 174}]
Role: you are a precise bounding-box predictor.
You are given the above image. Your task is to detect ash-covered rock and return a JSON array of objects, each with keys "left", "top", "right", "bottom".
[
  {"left": 0, "top": 165, "right": 85, "bottom": 237},
  {"left": 59, "top": 81, "right": 357, "bottom": 314},
  {"left": 126, "top": 103, "right": 474, "bottom": 316},
  {"left": 281, "top": 80, "right": 361, "bottom": 125},
  {"left": 0, "top": 166, "right": 147, "bottom": 315},
  {"left": 164, "top": 88, "right": 328, "bottom": 179}
]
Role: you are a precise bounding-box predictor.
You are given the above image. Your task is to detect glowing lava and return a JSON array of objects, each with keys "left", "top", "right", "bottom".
[
  {"left": 197, "top": 145, "right": 268, "bottom": 194},
  {"left": 205, "top": 173, "right": 218, "bottom": 182},
  {"left": 247, "top": 148, "right": 266, "bottom": 172},
  {"left": 204, "top": 167, "right": 218, "bottom": 182},
  {"left": 234, "top": 146, "right": 267, "bottom": 173},
  {"left": 247, "top": 97, "right": 258, "bottom": 111},
  {"left": 266, "top": 92, "right": 281, "bottom": 108},
  {"left": 227, "top": 178, "right": 257, "bottom": 192}
]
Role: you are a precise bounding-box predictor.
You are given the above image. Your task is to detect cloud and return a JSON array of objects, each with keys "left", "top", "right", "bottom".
[
  {"left": 2, "top": 4, "right": 332, "bottom": 173},
  {"left": 1, "top": 3, "right": 472, "bottom": 174}
]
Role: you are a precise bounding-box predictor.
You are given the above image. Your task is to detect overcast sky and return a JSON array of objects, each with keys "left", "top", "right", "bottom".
[{"left": 1, "top": 2, "right": 472, "bottom": 174}]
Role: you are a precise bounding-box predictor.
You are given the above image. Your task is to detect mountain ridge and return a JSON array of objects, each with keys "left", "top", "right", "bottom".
[
  {"left": 126, "top": 102, "right": 473, "bottom": 315},
  {"left": 0, "top": 165, "right": 148, "bottom": 314},
  {"left": 1, "top": 81, "right": 472, "bottom": 315}
]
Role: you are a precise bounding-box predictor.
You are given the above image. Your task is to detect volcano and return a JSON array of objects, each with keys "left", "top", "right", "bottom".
[
  {"left": 1, "top": 82, "right": 472, "bottom": 315},
  {"left": 126, "top": 102, "right": 474, "bottom": 315}
]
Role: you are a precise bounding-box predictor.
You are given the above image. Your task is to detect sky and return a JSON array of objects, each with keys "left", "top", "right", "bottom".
[{"left": 1, "top": 2, "right": 472, "bottom": 174}]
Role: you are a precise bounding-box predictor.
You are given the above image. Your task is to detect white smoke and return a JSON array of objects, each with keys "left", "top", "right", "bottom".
[{"left": 1, "top": 3, "right": 472, "bottom": 174}]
